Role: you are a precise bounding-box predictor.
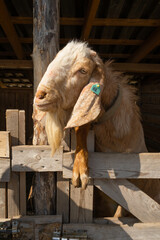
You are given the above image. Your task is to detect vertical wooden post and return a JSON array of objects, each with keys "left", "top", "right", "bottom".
[
  {"left": 70, "top": 130, "right": 94, "bottom": 223},
  {"left": 6, "top": 109, "right": 20, "bottom": 218},
  {"left": 33, "top": 0, "right": 59, "bottom": 215},
  {"left": 19, "top": 110, "right": 26, "bottom": 215}
]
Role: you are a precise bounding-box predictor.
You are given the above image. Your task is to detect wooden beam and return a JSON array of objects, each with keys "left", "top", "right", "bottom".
[
  {"left": 95, "top": 179, "right": 160, "bottom": 223},
  {"left": 60, "top": 38, "right": 143, "bottom": 45},
  {"left": 100, "top": 53, "right": 160, "bottom": 59},
  {"left": 60, "top": 17, "right": 160, "bottom": 26},
  {"left": 12, "top": 146, "right": 63, "bottom": 172},
  {"left": 63, "top": 152, "right": 160, "bottom": 179},
  {"left": 112, "top": 63, "right": 160, "bottom": 73},
  {"left": 11, "top": 17, "right": 33, "bottom": 24},
  {"left": 0, "top": 37, "right": 32, "bottom": 43},
  {"left": 128, "top": 27, "right": 160, "bottom": 62},
  {"left": 81, "top": 0, "right": 100, "bottom": 40},
  {"left": 0, "top": 0, "right": 24, "bottom": 59},
  {"left": 0, "top": 60, "right": 32, "bottom": 69}
]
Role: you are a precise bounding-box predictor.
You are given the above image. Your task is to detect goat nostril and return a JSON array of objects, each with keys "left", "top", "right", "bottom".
[{"left": 36, "top": 90, "right": 47, "bottom": 100}]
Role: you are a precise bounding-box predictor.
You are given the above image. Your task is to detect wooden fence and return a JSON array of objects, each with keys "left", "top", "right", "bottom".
[{"left": 0, "top": 109, "right": 160, "bottom": 239}]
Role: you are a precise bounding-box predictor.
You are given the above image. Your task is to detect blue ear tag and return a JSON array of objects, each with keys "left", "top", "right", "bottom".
[{"left": 91, "top": 84, "right": 101, "bottom": 96}]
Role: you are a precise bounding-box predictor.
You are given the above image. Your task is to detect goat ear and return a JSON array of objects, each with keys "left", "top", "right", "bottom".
[{"left": 65, "top": 66, "right": 105, "bottom": 129}]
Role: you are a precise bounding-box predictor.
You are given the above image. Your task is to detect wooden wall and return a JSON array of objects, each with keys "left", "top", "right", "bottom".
[
  {"left": 0, "top": 88, "right": 33, "bottom": 143},
  {"left": 141, "top": 77, "right": 160, "bottom": 152}
]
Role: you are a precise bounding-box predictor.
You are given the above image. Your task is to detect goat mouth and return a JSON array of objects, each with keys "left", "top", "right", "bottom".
[{"left": 35, "top": 102, "right": 53, "bottom": 111}]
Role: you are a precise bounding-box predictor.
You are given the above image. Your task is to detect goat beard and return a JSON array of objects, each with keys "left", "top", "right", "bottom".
[{"left": 45, "top": 110, "right": 64, "bottom": 156}]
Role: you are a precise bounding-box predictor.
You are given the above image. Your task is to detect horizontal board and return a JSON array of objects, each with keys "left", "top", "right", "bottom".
[
  {"left": 63, "top": 223, "right": 160, "bottom": 240},
  {"left": 0, "top": 131, "right": 10, "bottom": 158},
  {"left": 12, "top": 145, "right": 63, "bottom": 172},
  {"left": 63, "top": 152, "right": 160, "bottom": 179},
  {"left": 0, "top": 158, "right": 10, "bottom": 182}
]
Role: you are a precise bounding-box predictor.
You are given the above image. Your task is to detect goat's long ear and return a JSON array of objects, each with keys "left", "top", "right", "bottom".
[{"left": 65, "top": 63, "right": 105, "bottom": 129}]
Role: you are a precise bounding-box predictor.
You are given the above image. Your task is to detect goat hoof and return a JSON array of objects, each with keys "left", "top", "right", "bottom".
[
  {"left": 80, "top": 173, "right": 89, "bottom": 190},
  {"left": 72, "top": 173, "right": 80, "bottom": 188}
]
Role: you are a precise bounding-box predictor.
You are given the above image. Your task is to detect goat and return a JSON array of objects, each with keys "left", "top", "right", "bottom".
[{"left": 34, "top": 41, "right": 160, "bottom": 217}]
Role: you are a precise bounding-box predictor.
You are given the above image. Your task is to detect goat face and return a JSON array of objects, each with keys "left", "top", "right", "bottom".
[
  {"left": 34, "top": 41, "right": 105, "bottom": 154},
  {"left": 34, "top": 41, "right": 101, "bottom": 112}
]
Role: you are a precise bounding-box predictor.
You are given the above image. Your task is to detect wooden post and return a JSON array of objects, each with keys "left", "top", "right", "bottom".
[
  {"left": 33, "top": 0, "right": 59, "bottom": 215},
  {"left": 70, "top": 130, "right": 94, "bottom": 223}
]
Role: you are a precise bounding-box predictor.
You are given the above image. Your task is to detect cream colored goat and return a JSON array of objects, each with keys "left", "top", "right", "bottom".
[{"left": 34, "top": 41, "right": 159, "bottom": 216}]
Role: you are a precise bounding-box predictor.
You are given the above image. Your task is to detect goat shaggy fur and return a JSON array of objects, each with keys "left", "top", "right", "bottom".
[{"left": 34, "top": 41, "right": 160, "bottom": 216}]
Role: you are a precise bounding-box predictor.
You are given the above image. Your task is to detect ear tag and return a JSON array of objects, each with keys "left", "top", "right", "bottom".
[{"left": 91, "top": 84, "right": 101, "bottom": 96}]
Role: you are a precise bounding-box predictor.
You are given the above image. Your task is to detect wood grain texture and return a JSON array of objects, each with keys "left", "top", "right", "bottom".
[
  {"left": 70, "top": 130, "right": 94, "bottom": 223},
  {"left": 18, "top": 110, "right": 26, "bottom": 215},
  {"left": 95, "top": 179, "right": 160, "bottom": 223},
  {"left": 6, "top": 109, "right": 20, "bottom": 218},
  {"left": 0, "top": 183, "right": 6, "bottom": 218},
  {"left": 63, "top": 223, "right": 160, "bottom": 240},
  {"left": 57, "top": 172, "right": 69, "bottom": 223},
  {"left": 0, "top": 158, "right": 10, "bottom": 182},
  {"left": 0, "top": 131, "right": 10, "bottom": 158},
  {"left": 12, "top": 145, "right": 63, "bottom": 172},
  {"left": 63, "top": 152, "right": 160, "bottom": 179}
]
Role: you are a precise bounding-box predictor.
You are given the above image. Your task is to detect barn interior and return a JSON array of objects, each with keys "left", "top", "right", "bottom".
[{"left": 0, "top": 0, "right": 160, "bottom": 153}]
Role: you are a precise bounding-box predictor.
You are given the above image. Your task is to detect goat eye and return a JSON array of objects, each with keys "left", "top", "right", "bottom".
[{"left": 79, "top": 68, "right": 87, "bottom": 74}]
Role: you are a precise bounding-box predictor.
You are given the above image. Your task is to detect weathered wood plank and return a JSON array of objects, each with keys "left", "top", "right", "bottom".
[
  {"left": 63, "top": 223, "right": 160, "bottom": 240},
  {"left": 0, "top": 131, "right": 10, "bottom": 158},
  {"left": 70, "top": 130, "right": 94, "bottom": 223},
  {"left": 8, "top": 172, "right": 20, "bottom": 218},
  {"left": 0, "top": 60, "right": 33, "bottom": 69},
  {"left": 12, "top": 145, "right": 63, "bottom": 172},
  {"left": 6, "top": 109, "right": 20, "bottom": 218},
  {"left": 0, "top": 158, "right": 10, "bottom": 182},
  {"left": 95, "top": 179, "right": 160, "bottom": 223},
  {"left": 94, "top": 217, "right": 139, "bottom": 225},
  {"left": 0, "top": 183, "right": 6, "bottom": 218},
  {"left": 57, "top": 172, "right": 69, "bottom": 223},
  {"left": 63, "top": 152, "right": 160, "bottom": 179},
  {"left": 19, "top": 110, "right": 26, "bottom": 216}
]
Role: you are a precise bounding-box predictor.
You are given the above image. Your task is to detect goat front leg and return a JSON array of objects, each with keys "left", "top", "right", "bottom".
[{"left": 72, "top": 123, "right": 90, "bottom": 190}]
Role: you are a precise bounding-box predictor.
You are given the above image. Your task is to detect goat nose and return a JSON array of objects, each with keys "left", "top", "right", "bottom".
[{"left": 36, "top": 90, "right": 47, "bottom": 99}]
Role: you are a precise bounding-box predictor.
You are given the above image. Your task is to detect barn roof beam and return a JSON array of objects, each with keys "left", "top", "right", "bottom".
[
  {"left": 0, "top": 60, "right": 32, "bottom": 69},
  {"left": 0, "top": 60, "right": 160, "bottom": 73},
  {"left": 0, "top": 0, "right": 24, "bottom": 59},
  {"left": 81, "top": 0, "right": 100, "bottom": 40},
  {"left": 128, "top": 27, "right": 160, "bottom": 63}
]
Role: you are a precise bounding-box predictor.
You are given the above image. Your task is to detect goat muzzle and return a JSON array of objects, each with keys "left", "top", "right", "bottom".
[{"left": 35, "top": 90, "right": 47, "bottom": 100}]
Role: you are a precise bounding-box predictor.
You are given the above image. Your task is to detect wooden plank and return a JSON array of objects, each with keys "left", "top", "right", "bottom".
[
  {"left": 70, "top": 182, "right": 94, "bottom": 223},
  {"left": 112, "top": 63, "right": 160, "bottom": 73},
  {"left": 6, "top": 109, "right": 20, "bottom": 218},
  {"left": 94, "top": 217, "right": 139, "bottom": 225},
  {"left": 95, "top": 179, "right": 160, "bottom": 223},
  {"left": 0, "top": 183, "right": 6, "bottom": 218},
  {"left": 6, "top": 109, "right": 19, "bottom": 146},
  {"left": 11, "top": 16, "right": 33, "bottom": 24},
  {"left": 0, "top": 0, "right": 24, "bottom": 59},
  {"left": 129, "top": 27, "right": 160, "bottom": 63},
  {"left": 0, "top": 37, "right": 32, "bottom": 43},
  {"left": 70, "top": 130, "right": 94, "bottom": 223},
  {"left": 60, "top": 38, "right": 143, "bottom": 45},
  {"left": 60, "top": 17, "right": 160, "bottom": 27},
  {"left": 81, "top": 0, "right": 100, "bottom": 40},
  {"left": 0, "top": 60, "right": 33, "bottom": 69},
  {"left": 8, "top": 172, "right": 20, "bottom": 218},
  {"left": 63, "top": 152, "right": 160, "bottom": 179},
  {"left": 63, "top": 223, "right": 160, "bottom": 240},
  {"left": 0, "top": 158, "right": 10, "bottom": 182},
  {"left": 18, "top": 110, "right": 26, "bottom": 216},
  {"left": 12, "top": 145, "right": 63, "bottom": 172},
  {"left": 57, "top": 172, "right": 69, "bottom": 223},
  {"left": 0, "top": 131, "right": 10, "bottom": 158}
]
